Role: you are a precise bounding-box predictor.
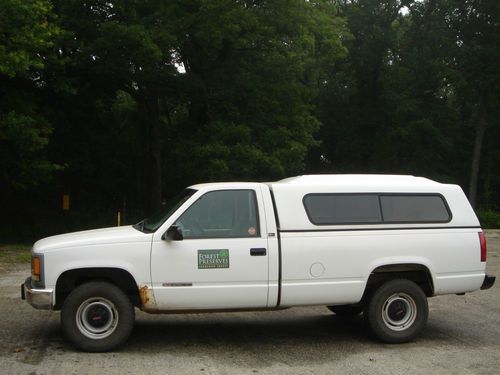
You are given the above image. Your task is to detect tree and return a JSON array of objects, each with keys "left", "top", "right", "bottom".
[
  {"left": 314, "top": 0, "right": 417, "bottom": 173},
  {"left": 446, "top": 0, "right": 500, "bottom": 208},
  {"left": 165, "top": 0, "right": 347, "bottom": 184},
  {"left": 0, "top": 0, "right": 61, "bottom": 191},
  {"left": 52, "top": 0, "right": 347, "bottom": 214},
  {"left": 51, "top": 0, "right": 179, "bottom": 213}
]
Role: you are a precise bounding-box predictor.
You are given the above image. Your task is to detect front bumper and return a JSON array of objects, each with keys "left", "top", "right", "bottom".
[
  {"left": 480, "top": 274, "right": 496, "bottom": 290},
  {"left": 21, "top": 277, "right": 53, "bottom": 309}
]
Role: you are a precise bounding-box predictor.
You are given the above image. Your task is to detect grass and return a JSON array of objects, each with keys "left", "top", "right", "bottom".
[{"left": 0, "top": 244, "right": 32, "bottom": 264}]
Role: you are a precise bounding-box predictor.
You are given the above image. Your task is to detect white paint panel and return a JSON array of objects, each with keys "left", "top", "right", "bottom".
[
  {"left": 434, "top": 273, "right": 485, "bottom": 294},
  {"left": 281, "top": 280, "right": 365, "bottom": 306},
  {"left": 151, "top": 186, "right": 270, "bottom": 310},
  {"left": 34, "top": 225, "right": 150, "bottom": 251},
  {"left": 151, "top": 236, "right": 269, "bottom": 310},
  {"left": 149, "top": 284, "right": 269, "bottom": 310},
  {"left": 43, "top": 241, "right": 153, "bottom": 306},
  {"left": 279, "top": 229, "right": 485, "bottom": 306}
]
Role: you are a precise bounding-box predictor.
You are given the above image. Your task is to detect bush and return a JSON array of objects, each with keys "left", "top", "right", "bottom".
[{"left": 478, "top": 210, "right": 500, "bottom": 229}]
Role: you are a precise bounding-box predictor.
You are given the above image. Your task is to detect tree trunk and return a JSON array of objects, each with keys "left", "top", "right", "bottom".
[
  {"left": 139, "top": 94, "right": 162, "bottom": 215},
  {"left": 468, "top": 95, "right": 488, "bottom": 209}
]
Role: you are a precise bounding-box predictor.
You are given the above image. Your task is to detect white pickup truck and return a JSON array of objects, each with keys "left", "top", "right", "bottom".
[{"left": 22, "top": 175, "right": 495, "bottom": 351}]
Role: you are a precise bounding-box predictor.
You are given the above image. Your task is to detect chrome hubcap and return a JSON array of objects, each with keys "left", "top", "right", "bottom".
[
  {"left": 76, "top": 297, "right": 119, "bottom": 339},
  {"left": 381, "top": 293, "right": 417, "bottom": 331}
]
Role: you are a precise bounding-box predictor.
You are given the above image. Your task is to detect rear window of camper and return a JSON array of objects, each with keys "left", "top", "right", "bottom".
[{"left": 303, "top": 193, "right": 451, "bottom": 225}]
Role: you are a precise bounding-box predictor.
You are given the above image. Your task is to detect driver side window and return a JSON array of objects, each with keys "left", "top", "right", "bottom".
[{"left": 174, "top": 190, "right": 260, "bottom": 239}]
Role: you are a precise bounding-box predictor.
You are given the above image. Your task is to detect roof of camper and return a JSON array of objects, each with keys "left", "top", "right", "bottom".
[
  {"left": 272, "top": 174, "right": 441, "bottom": 187},
  {"left": 188, "top": 175, "right": 444, "bottom": 190}
]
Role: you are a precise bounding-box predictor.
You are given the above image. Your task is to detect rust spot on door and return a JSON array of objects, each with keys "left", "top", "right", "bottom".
[
  {"left": 139, "top": 285, "right": 149, "bottom": 305},
  {"left": 138, "top": 285, "right": 156, "bottom": 311}
]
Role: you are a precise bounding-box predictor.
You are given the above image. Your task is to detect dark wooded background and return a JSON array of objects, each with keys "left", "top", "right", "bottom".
[{"left": 1, "top": 0, "right": 499, "bottom": 240}]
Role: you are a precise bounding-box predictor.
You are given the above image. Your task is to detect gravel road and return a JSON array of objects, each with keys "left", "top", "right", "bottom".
[{"left": 1, "top": 231, "right": 499, "bottom": 375}]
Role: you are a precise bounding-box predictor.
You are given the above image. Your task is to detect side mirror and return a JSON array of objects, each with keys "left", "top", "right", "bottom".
[{"left": 163, "top": 225, "right": 184, "bottom": 241}]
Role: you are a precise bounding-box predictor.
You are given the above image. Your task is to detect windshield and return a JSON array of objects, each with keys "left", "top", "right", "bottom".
[{"left": 134, "top": 188, "right": 197, "bottom": 233}]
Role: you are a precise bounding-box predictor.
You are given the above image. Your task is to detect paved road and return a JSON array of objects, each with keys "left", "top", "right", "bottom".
[{"left": 1, "top": 231, "right": 499, "bottom": 374}]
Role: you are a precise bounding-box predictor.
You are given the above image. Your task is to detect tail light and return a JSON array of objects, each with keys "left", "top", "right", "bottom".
[{"left": 479, "top": 232, "right": 487, "bottom": 262}]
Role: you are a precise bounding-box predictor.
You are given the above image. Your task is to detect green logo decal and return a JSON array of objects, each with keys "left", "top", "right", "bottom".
[{"left": 198, "top": 249, "right": 230, "bottom": 269}]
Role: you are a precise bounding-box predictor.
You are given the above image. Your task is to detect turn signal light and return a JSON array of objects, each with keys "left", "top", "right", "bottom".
[{"left": 32, "top": 256, "right": 41, "bottom": 281}]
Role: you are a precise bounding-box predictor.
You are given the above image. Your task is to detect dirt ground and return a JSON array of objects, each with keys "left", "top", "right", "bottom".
[{"left": 0, "top": 231, "right": 499, "bottom": 375}]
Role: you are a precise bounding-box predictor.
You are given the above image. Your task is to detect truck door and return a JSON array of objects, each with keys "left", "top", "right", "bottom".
[{"left": 150, "top": 188, "right": 269, "bottom": 310}]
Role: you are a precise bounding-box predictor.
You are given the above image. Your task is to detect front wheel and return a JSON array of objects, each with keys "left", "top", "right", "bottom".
[
  {"left": 61, "top": 281, "right": 135, "bottom": 352},
  {"left": 365, "top": 279, "right": 428, "bottom": 343}
]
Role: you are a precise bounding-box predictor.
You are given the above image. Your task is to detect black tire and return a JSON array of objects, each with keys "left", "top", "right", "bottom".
[
  {"left": 61, "top": 281, "right": 135, "bottom": 352},
  {"left": 365, "top": 279, "right": 428, "bottom": 343},
  {"left": 327, "top": 305, "right": 363, "bottom": 317}
]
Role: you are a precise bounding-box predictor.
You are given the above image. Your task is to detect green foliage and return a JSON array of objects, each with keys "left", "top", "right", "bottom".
[
  {"left": 478, "top": 211, "right": 500, "bottom": 229},
  {"left": 1, "top": 0, "right": 500, "bottom": 239},
  {"left": 46, "top": 0, "right": 347, "bottom": 211},
  {"left": 0, "top": 111, "right": 57, "bottom": 188},
  {"left": 164, "top": 0, "right": 347, "bottom": 182},
  {"left": 314, "top": 0, "right": 499, "bottom": 193},
  {"left": 0, "top": 0, "right": 60, "bottom": 77},
  {"left": 0, "top": 0, "right": 62, "bottom": 192}
]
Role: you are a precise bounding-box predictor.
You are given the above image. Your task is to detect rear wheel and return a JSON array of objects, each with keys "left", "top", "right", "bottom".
[
  {"left": 365, "top": 279, "right": 428, "bottom": 343},
  {"left": 61, "top": 281, "right": 135, "bottom": 352}
]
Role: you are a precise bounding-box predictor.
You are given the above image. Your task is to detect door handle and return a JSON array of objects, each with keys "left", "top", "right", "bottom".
[{"left": 250, "top": 248, "right": 267, "bottom": 256}]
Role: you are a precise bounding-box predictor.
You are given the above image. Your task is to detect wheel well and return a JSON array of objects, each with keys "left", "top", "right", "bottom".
[
  {"left": 54, "top": 268, "right": 141, "bottom": 310},
  {"left": 363, "top": 264, "right": 434, "bottom": 300}
]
